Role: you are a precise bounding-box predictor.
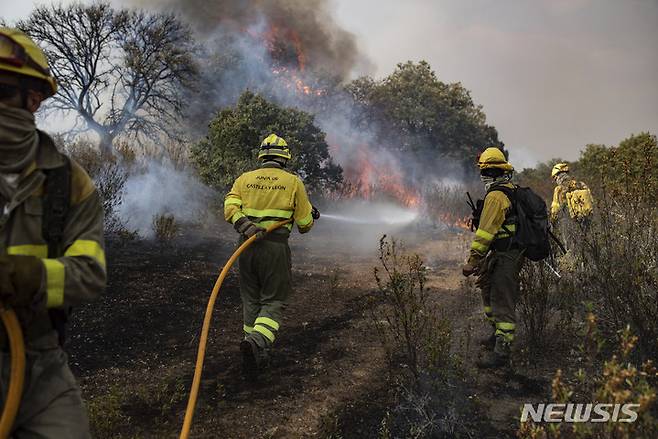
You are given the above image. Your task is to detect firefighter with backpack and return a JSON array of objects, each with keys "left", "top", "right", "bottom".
[
  {"left": 550, "top": 163, "right": 593, "bottom": 255},
  {"left": 550, "top": 163, "right": 593, "bottom": 225},
  {"left": 462, "top": 147, "right": 551, "bottom": 369},
  {"left": 0, "top": 28, "right": 106, "bottom": 437}
]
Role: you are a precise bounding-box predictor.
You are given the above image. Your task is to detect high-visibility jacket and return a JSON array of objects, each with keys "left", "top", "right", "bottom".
[
  {"left": 224, "top": 163, "right": 314, "bottom": 234},
  {"left": 0, "top": 132, "right": 106, "bottom": 344},
  {"left": 468, "top": 183, "right": 516, "bottom": 265},
  {"left": 551, "top": 178, "right": 593, "bottom": 221}
]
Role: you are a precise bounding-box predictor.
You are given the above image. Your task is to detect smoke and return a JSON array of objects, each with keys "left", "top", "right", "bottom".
[
  {"left": 123, "top": 0, "right": 364, "bottom": 80},
  {"left": 114, "top": 0, "right": 464, "bottom": 224},
  {"left": 118, "top": 162, "right": 213, "bottom": 237}
]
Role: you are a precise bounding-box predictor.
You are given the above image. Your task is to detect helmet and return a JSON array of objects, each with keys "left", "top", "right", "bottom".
[
  {"left": 477, "top": 147, "right": 514, "bottom": 172},
  {"left": 551, "top": 163, "right": 569, "bottom": 179},
  {"left": 0, "top": 27, "right": 57, "bottom": 97},
  {"left": 258, "top": 134, "right": 291, "bottom": 161}
]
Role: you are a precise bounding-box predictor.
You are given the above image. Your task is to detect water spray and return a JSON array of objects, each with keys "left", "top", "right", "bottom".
[{"left": 321, "top": 210, "right": 419, "bottom": 226}]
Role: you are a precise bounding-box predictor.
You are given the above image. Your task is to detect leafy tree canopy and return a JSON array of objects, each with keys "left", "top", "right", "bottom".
[
  {"left": 517, "top": 132, "right": 657, "bottom": 205},
  {"left": 191, "top": 91, "right": 342, "bottom": 193},
  {"left": 346, "top": 61, "right": 502, "bottom": 176}
]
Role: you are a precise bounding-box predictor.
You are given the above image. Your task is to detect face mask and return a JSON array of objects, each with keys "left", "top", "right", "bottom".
[
  {"left": 0, "top": 102, "right": 39, "bottom": 173},
  {"left": 480, "top": 175, "right": 496, "bottom": 191},
  {"left": 481, "top": 172, "right": 513, "bottom": 191}
]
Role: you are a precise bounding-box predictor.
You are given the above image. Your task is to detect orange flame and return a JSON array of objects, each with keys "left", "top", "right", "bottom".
[
  {"left": 246, "top": 23, "right": 326, "bottom": 97},
  {"left": 436, "top": 213, "right": 471, "bottom": 231},
  {"left": 331, "top": 144, "right": 421, "bottom": 208}
]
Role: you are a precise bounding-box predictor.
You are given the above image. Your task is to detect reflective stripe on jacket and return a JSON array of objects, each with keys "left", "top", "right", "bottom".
[
  {"left": 224, "top": 163, "right": 314, "bottom": 234},
  {"left": 0, "top": 132, "right": 106, "bottom": 336},
  {"left": 468, "top": 183, "right": 515, "bottom": 264}
]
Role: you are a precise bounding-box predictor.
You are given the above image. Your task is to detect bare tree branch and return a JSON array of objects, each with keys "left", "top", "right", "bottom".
[{"left": 18, "top": 2, "right": 196, "bottom": 154}]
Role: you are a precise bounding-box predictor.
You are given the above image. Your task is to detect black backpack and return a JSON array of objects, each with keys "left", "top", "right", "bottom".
[{"left": 494, "top": 185, "right": 551, "bottom": 261}]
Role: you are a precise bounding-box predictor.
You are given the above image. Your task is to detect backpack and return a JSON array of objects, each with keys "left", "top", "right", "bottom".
[
  {"left": 43, "top": 151, "right": 72, "bottom": 347},
  {"left": 564, "top": 181, "right": 593, "bottom": 219},
  {"left": 492, "top": 185, "right": 551, "bottom": 262}
]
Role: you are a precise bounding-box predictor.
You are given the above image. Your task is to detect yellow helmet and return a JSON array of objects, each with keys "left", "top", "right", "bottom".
[
  {"left": 551, "top": 163, "right": 569, "bottom": 179},
  {"left": 477, "top": 147, "right": 514, "bottom": 172},
  {"left": 0, "top": 27, "right": 57, "bottom": 97},
  {"left": 258, "top": 134, "right": 291, "bottom": 160}
]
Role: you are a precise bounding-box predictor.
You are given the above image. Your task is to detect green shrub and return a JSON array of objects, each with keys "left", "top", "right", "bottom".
[
  {"left": 372, "top": 236, "right": 452, "bottom": 380},
  {"left": 190, "top": 91, "right": 343, "bottom": 193},
  {"left": 517, "top": 315, "right": 658, "bottom": 439}
]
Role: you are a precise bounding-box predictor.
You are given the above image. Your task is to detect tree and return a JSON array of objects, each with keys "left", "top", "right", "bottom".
[
  {"left": 578, "top": 132, "right": 658, "bottom": 205},
  {"left": 346, "top": 61, "right": 502, "bottom": 177},
  {"left": 191, "top": 91, "right": 342, "bottom": 193},
  {"left": 516, "top": 159, "right": 565, "bottom": 201},
  {"left": 18, "top": 3, "right": 196, "bottom": 154}
]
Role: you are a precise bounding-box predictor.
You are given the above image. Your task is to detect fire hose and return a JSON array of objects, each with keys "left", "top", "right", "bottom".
[
  {"left": 0, "top": 307, "right": 26, "bottom": 438},
  {"left": 179, "top": 219, "right": 292, "bottom": 439}
]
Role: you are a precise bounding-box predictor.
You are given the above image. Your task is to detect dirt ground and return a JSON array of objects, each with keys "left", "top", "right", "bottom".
[{"left": 67, "top": 216, "right": 564, "bottom": 438}]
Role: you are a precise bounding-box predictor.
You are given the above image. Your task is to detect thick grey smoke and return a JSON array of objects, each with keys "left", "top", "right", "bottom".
[
  {"left": 125, "top": 0, "right": 362, "bottom": 80},
  {"left": 115, "top": 0, "right": 459, "bottom": 224}
]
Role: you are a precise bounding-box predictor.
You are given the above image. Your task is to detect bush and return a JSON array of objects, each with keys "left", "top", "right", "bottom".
[
  {"left": 517, "top": 315, "right": 658, "bottom": 439},
  {"left": 422, "top": 182, "right": 479, "bottom": 229},
  {"left": 515, "top": 132, "right": 658, "bottom": 361},
  {"left": 60, "top": 138, "right": 129, "bottom": 235},
  {"left": 190, "top": 91, "right": 343, "bottom": 193},
  {"left": 567, "top": 135, "right": 657, "bottom": 359},
  {"left": 371, "top": 236, "right": 481, "bottom": 438},
  {"left": 152, "top": 213, "right": 180, "bottom": 243},
  {"left": 372, "top": 235, "right": 451, "bottom": 380},
  {"left": 95, "top": 160, "right": 129, "bottom": 235},
  {"left": 518, "top": 261, "right": 560, "bottom": 351}
]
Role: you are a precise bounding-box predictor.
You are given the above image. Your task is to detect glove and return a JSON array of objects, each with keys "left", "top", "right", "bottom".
[
  {"left": 234, "top": 217, "right": 265, "bottom": 240},
  {"left": 0, "top": 255, "right": 45, "bottom": 307},
  {"left": 462, "top": 262, "right": 478, "bottom": 277},
  {"left": 311, "top": 205, "right": 320, "bottom": 220}
]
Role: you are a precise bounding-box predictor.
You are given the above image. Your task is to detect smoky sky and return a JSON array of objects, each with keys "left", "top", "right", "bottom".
[
  {"left": 333, "top": 0, "right": 658, "bottom": 167},
  {"left": 3, "top": 0, "right": 657, "bottom": 167},
  {"left": 119, "top": 0, "right": 364, "bottom": 80}
]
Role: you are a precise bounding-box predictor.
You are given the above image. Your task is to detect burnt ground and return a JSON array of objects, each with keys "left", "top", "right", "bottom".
[{"left": 66, "top": 218, "right": 570, "bottom": 438}]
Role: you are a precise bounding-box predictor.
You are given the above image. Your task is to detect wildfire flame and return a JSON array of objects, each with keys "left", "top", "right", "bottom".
[
  {"left": 436, "top": 213, "right": 471, "bottom": 231},
  {"left": 331, "top": 144, "right": 421, "bottom": 208},
  {"left": 247, "top": 23, "right": 326, "bottom": 96}
]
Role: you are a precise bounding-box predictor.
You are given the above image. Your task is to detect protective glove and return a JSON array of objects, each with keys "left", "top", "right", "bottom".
[
  {"left": 462, "top": 262, "right": 478, "bottom": 277},
  {"left": 311, "top": 205, "right": 320, "bottom": 220},
  {"left": 0, "top": 255, "right": 45, "bottom": 307},
  {"left": 234, "top": 217, "right": 265, "bottom": 240}
]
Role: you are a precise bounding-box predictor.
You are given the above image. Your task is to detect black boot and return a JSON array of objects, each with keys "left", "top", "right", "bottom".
[
  {"left": 476, "top": 351, "right": 509, "bottom": 369},
  {"left": 240, "top": 339, "right": 259, "bottom": 379},
  {"left": 478, "top": 333, "right": 496, "bottom": 350},
  {"left": 476, "top": 337, "right": 511, "bottom": 369}
]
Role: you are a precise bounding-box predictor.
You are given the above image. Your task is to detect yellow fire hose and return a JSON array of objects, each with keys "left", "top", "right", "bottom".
[
  {"left": 0, "top": 307, "right": 26, "bottom": 438},
  {"left": 179, "top": 219, "right": 292, "bottom": 439}
]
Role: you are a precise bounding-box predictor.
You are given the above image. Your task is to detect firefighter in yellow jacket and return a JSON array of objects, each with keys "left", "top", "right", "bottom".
[
  {"left": 0, "top": 28, "right": 106, "bottom": 437},
  {"left": 550, "top": 163, "right": 593, "bottom": 224},
  {"left": 462, "top": 147, "right": 523, "bottom": 369},
  {"left": 224, "top": 134, "right": 317, "bottom": 376}
]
